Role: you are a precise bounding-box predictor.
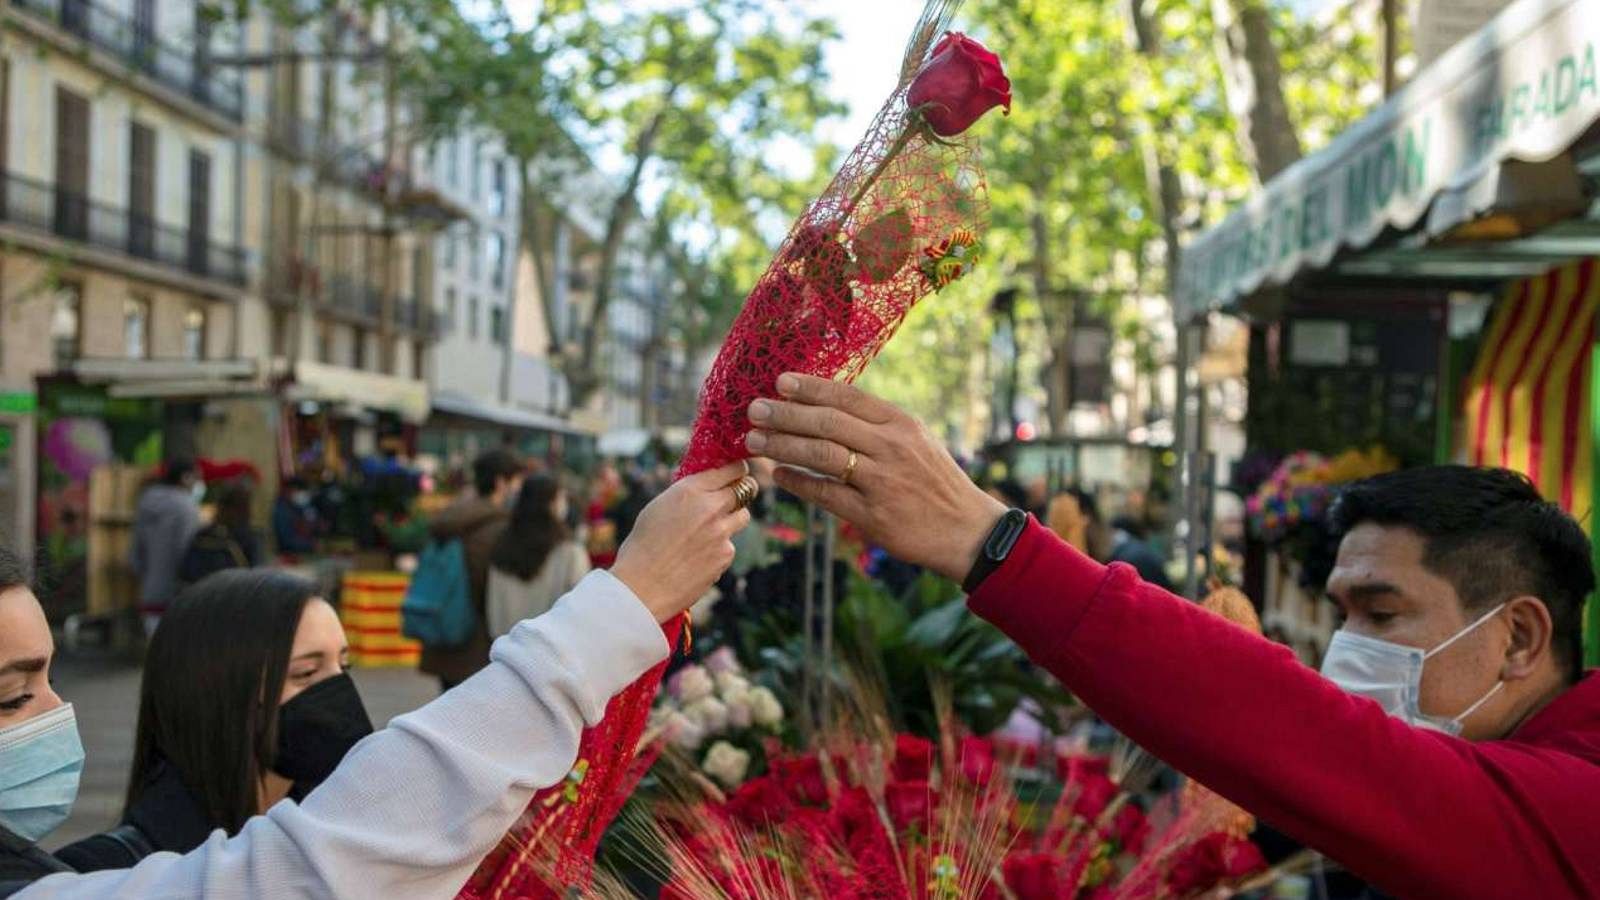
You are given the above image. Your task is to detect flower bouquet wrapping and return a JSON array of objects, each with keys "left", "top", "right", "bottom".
[{"left": 457, "top": 2, "right": 1012, "bottom": 895}]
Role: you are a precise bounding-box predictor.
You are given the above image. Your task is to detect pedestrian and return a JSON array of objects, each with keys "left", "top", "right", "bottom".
[
  {"left": 53, "top": 570, "right": 371, "bottom": 871},
  {"left": 747, "top": 372, "right": 1600, "bottom": 899},
  {"left": 272, "top": 476, "right": 321, "bottom": 558},
  {"left": 128, "top": 457, "right": 202, "bottom": 636},
  {"left": 485, "top": 474, "right": 590, "bottom": 639},
  {"left": 178, "top": 481, "right": 263, "bottom": 586},
  {"left": 418, "top": 449, "right": 522, "bottom": 692},
  {"left": 0, "top": 461, "right": 753, "bottom": 898}
]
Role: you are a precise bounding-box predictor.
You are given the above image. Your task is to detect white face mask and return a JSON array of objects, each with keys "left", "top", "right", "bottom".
[{"left": 1320, "top": 603, "right": 1507, "bottom": 736}]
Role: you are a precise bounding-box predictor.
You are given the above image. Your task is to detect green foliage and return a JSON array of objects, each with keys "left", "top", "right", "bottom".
[{"left": 751, "top": 568, "right": 1072, "bottom": 739}]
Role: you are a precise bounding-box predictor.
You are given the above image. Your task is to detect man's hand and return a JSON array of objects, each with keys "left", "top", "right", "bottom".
[
  {"left": 745, "top": 373, "right": 1005, "bottom": 582},
  {"left": 612, "top": 462, "right": 752, "bottom": 622}
]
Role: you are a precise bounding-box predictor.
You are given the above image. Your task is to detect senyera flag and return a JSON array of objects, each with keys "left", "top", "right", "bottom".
[{"left": 458, "top": 2, "right": 1009, "bottom": 894}]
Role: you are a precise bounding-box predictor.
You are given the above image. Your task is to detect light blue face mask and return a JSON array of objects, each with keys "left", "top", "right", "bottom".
[{"left": 0, "top": 702, "right": 84, "bottom": 844}]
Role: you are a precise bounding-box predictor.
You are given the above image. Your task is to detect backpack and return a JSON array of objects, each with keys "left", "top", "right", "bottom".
[{"left": 401, "top": 539, "right": 476, "bottom": 646}]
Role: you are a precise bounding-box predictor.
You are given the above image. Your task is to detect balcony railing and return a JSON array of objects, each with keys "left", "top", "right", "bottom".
[
  {"left": 1, "top": 171, "right": 247, "bottom": 286},
  {"left": 12, "top": 0, "right": 244, "bottom": 122},
  {"left": 326, "top": 273, "right": 383, "bottom": 322},
  {"left": 394, "top": 296, "right": 442, "bottom": 338}
]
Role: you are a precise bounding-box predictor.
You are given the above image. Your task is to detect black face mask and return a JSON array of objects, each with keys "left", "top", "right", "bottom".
[{"left": 272, "top": 673, "right": 373, "bottom": 798}]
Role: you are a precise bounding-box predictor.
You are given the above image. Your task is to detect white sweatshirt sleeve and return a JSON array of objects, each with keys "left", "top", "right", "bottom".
[{"left": 19, "top": 570, "right": 669, "bottom": 900}]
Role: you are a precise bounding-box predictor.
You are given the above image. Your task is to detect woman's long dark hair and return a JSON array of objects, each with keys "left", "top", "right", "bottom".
[
  {"left": 126, "top": 570, "right": 316, "bottom": 834},
  {"left": 489, "top": 473, "right": 568, "bottom": 580}
]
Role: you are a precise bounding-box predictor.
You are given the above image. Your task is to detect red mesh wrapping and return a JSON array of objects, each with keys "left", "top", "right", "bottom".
[
  {"left": 677, "top": 97, "right": 987, "bottom": 477},
  {"left": 458, "top": 10, "right": 990, "bottom": 897}
]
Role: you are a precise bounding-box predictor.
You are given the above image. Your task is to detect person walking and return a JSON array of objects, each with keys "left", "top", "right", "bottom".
[
  {"left": 128, "top": 457, "right": 202, "bottom": 636},
  {"left": 178, "top": 481, "right": 263, "bottom": 585},
  {"left": 418, "top": 449, "right": 522, "bottom": 692}
]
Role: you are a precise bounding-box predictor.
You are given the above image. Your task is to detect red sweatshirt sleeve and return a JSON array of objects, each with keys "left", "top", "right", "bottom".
[{"left": 968, "top": 519, "right": 1600, "bottom": 898}]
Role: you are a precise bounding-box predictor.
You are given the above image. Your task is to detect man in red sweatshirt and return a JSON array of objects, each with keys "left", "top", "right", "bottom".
[{"left": 745, "top": 373, "right": 1600, "bottom": 899}]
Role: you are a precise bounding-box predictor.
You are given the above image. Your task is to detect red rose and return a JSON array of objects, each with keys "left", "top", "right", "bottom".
[
  {"left": 722, "top": 774, "right": 793, "bottom": 828},
  {"left": 892, "top": 734, "right": 935, "bottom": 782},
  {"left": 771, "top": 754, "right": 830, "bottom": 806},
  {"left": 907, "top": 32, "right": 1012, "bottom": 136},
  {"left": 958, "top": 735, "right": 997, "bottom": 785},
  {"left": 884, "top": 780, "right": 934, "bottom": 833},
  {"left": 1165, "top": 833, "right": 1268, "bottom": 896},
  {"left": 1002, "top": 851, "right": 1074, "bottom": 900},
  {"left": 1110, "top": 802, "right": 1150, "bottom": 856},
  {"left": 1068, "top": 770, "right": 1118, "bottom": 821}
]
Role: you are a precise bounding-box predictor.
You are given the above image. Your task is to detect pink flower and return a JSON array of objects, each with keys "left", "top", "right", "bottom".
[{"left": 704, "top": 646, "right": 742, "bottom": 675}]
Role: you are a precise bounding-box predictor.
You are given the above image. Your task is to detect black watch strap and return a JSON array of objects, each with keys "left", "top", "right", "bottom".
[{"left": 961, "top": 508, "right": 1028, "bottom": 594}]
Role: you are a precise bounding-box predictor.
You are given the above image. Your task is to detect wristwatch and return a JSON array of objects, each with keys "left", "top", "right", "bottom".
[{"left": 961, "top": 508, "right": 1028, "bottom": 594}]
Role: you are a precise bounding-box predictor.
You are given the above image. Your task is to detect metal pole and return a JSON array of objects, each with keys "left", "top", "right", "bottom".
[
  {"left": 820, "top": 511, "right": 836, "bottom": 729},
  {"left": 801, "top": 501, "right": 818, "bottom": 738}
]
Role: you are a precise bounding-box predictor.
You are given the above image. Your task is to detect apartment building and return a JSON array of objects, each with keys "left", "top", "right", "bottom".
[
  {"left": 0, "top": 0, "right": 252, "bottom": 565},
  {"left": 255, "top": 5, "right": 452, "bottom": 458}
]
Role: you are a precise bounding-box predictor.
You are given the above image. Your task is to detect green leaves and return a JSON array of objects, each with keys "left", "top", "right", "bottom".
[{"left": 853, "top": 208, "right": 915, "bottom": 283}]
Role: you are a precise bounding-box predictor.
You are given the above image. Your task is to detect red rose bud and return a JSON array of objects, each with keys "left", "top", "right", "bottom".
[{"left": 907, "top": 32, "right": 1012, "bottom": 136}]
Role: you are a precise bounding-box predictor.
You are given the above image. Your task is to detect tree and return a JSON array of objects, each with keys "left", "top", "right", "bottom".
[{"left": 406, "top": 0, "right": 842, "bottom": 408}]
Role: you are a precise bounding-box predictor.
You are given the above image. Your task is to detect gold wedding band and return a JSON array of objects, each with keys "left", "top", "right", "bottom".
[
  {"left": 840, "top": 451, "right": 859, "bottom": 486},
  {"left": 729, "top": 475, "right": 760, "bottom": 510}
]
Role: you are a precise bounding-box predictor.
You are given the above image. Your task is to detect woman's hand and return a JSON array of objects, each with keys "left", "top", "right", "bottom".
[
  {"left": 744, "top": 374, "right": 1005, "bottom": 582},
  {"left": 611, "top": 462, "right": 752, "bottom": 622}
]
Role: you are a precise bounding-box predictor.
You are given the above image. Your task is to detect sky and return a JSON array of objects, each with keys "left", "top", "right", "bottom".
[{"left": 805, "top": 0, "right": 927, "bottom": 148}]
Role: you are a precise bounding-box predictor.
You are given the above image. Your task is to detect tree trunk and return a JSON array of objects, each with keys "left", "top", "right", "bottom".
[
  {"left": 517, "top": 163, "right": 561, "bottom": 357},
  {"left": 1209, "top": 0, "right": 1303, "bottom": 182},
  {"left": 570, "top": 93, "right": 675, "bottom": 407},
  {"left": 1029, "top": 153, "right": 1072, "bottom": 439}
]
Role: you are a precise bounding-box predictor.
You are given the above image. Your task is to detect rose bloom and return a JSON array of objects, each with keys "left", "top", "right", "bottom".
[
  {"left": 723, "top": 689, "right": 754, "bottom": 729},
  {"left": 685, "top": 696, "right": 730, "bottom": 734},
  {"left": 664, "top": 711, "right": 706, "bottom": 751},
  {"left": 884, "top": 780, "right": 933, "bottom": 833},
  {"left": 713, "top": 670, "right": 749, "bottom": 696},
  {"left": 892, "top": 733, "right": 935, "bottom": 782},
  {"left": 748, "top": 686, "right": 784, "bottom": 728},
  {"left": 701, "top": 740, "right": 752, "bottom": 789},
  {"left": 704, "top": 646, "right": 742, "bottom": 675},
  {"left": 669, "top": 664, "right": 716, "bottom": 704},
  {"left": 906, "top": 32, "right": 1011, "bottom": 136}
]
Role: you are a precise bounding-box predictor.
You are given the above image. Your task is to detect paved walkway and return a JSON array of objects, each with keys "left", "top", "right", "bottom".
[{"left": 45, "top": 646, "right": 440, "bottom": 851}]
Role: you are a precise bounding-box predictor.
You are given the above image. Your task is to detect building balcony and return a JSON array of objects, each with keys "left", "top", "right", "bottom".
[
  {"left": 0, "top": 170, "right": 246, "bottom": 287},
  {"left": 11, "top": 0, "right": 244, "bottom": 123},
  {"left": 326, "top": 273, "right": 383, "bottom": 322},
  {"left": 394, "top": 296, "right": 440, "bottom": 338}
]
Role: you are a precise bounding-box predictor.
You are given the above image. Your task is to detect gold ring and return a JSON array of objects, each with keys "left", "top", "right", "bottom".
[
  {"left": 730, "top": 475, "right": 759, "bottom": 510},
  {"left": 840, "top": 451, "right": 859, "bottom": 486}
]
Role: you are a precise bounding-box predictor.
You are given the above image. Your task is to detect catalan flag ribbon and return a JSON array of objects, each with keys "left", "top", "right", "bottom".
[{"left": 1463, "top": 258, "right": 1598, "bottom": 522}]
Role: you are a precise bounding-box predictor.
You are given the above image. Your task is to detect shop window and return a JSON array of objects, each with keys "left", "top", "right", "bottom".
[
  {"left": 490, "top": 305, "right": 506, "bottom": 342},
  {"left": 51, "top": 283, "right": 82, "bottom": 369}
]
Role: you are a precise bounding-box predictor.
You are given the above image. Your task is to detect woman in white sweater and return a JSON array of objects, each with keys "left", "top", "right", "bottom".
[{"left": 1, "top": 462, "right": 754, "bottom": 900}]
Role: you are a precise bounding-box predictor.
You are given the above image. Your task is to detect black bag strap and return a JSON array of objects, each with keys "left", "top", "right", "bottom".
[{"left": 99, "top": 823, "right": 157, "bottom": 863}]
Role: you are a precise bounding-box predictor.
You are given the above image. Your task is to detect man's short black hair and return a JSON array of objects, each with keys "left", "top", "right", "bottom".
[
  {"left": 1329, "top": 466, "right": 1593, "bottom": 679},
  {"left": 0, "top": 543, "right": 28, "bottom": 594},
  {"left": 473, "top": 449, "right": 523, "bottom": 498},
  {"left": 163, "top": 456, "right": 197, "bottom": 486}
]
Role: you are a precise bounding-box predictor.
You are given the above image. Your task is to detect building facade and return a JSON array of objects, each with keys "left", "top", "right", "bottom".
[{"left": 1, "top": 0, "right": 252, "bottom": 570}]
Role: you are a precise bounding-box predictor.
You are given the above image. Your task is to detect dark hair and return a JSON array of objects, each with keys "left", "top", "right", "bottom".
[
  {"left": 473, "top": 449, "right": 523, "bottom": 498},
  {"left": 490, "top": 474, "right": 569, "bottom": 580},
  {"left": 0, "top": 544, "right": 28, "bottom": 593},
  {"left": 162, "top": 456, "right": 197, "bottom": 486},
  {"left": 214, "top": 481, "right": 253, "bottom": 531},
  {"left": 1328, "top": 466, "right": 1594, "bottom": 680},
  {"left": 1067, "top": 487, "right": 1100, "bottom": 523},
  {"left": 126, "top": 570, "right": 318, "bottom": 834}
]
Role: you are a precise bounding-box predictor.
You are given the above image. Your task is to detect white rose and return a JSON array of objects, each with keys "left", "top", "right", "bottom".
[
  {"left": 670, "top": 665, "right": 716, "bottom": 704},
  {"left": 665, "top": 711, "right": 705, "bottom": 751},
  {"left": 724, "top": 689, "right": 754, "bottom": 729},
  {"left": 701, "top": 740, "right": 751, "bottom": 789},
  {"left": 685, "top": 696, "right": 730, "bottom": 734},
  {"left": 748, "top": 686, "right": 784, "bottom": 729},
  {"left": 715, "top": 671, "right": 750, "bottom": 696}
]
